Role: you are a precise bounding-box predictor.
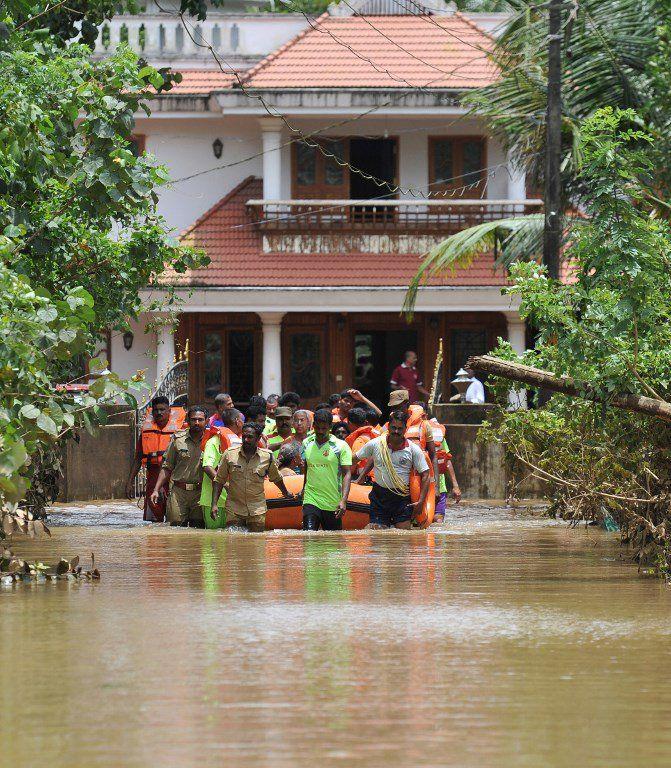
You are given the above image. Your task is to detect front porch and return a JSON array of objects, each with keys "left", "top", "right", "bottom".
[{"left": 167, "top": 305, "right": 526, "bottom": 410}]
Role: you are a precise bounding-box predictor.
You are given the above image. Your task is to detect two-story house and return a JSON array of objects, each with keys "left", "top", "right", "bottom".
[{"left": 106, "top": 0, "right": 536, "bottom": 409}]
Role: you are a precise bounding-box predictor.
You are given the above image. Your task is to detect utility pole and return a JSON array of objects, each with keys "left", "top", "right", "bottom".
[{"left": 543, "top": 0, "right": 562, "bottom": 280}]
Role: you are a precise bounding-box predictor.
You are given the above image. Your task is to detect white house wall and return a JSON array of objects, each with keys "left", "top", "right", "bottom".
[
  {"left": 136, "top": 116, "right": 264, "bottom": 234},
  {"left": 134, "top": 113, "right": 510, "bottom": 237},
  {"left": 110, "top": 315, "right": 158, "bottom": 395}
]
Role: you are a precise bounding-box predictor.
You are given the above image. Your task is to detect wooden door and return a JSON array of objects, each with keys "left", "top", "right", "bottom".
[
  {"left": 282, "top": 326, "right": 327, "bottom": 410},
  {"left": 197, "top": 325, "right": 259, "bottom": 410}
]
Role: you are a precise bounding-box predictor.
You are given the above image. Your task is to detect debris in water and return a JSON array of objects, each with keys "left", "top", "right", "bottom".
[{"left": 0, "top": 548, "right": 101, "bottom": 585}]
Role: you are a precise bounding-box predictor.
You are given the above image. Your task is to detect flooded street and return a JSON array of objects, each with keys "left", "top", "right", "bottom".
[{"left": 2, "top": 503, "right": 670, "bottom": 768}]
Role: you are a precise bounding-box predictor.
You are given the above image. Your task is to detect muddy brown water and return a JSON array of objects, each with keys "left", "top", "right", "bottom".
[{"left": 1, "top": 502, "right": 670, "bottom": 768}]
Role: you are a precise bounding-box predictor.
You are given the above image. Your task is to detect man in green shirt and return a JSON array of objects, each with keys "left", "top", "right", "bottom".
[
  {"left": 200, "top": 432, "right": 227, "bottom": 529},
  {"left": 301, "top": 409, "right": 352, "bottom": 531}
]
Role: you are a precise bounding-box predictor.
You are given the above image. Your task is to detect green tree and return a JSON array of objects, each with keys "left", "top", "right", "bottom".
[
  {"left": 480, "top": 109, "right": 671, "bottom": 572},
  {"left": 0, "top": 13, "right": 207, "bottom": 528}
]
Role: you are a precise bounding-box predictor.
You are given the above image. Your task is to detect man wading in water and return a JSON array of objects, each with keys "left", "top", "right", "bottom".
[
  {"left": 354, "top": 411, "right": 430, "bottom": 530},
  {"left": 211, "top": 423, "right": 294, "bottom": 532},
  {"left": 301, "top": 409, "right": 352, "bottom": 531}
]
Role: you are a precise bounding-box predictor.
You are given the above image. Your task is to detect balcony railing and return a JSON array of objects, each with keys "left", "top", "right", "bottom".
[
  {"left": 92, "top": 13, "right": 306, "bottom": 61},
  {"left": 247, "top": 199, "right": 543, "bottom": 233}
]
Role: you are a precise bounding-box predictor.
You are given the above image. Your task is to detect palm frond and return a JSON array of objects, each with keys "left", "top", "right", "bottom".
[{"left": 403, "top": 215, "right": 543, "bottom": 318}]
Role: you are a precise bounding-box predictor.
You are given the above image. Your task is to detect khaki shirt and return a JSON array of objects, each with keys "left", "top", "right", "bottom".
[
  {"left": 214, "top": 446, "right": 282, "bottom": 518},
  {"left": 162, "top": 429, "right": 203, "bottom": 485}
]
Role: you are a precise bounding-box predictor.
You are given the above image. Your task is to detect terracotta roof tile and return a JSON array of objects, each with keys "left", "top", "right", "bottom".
[
  {"left": 164, "top": 69, "right": 237, "bottom": 95},
  {"left": 242, "top": 13, "right": 496, "bottom": 90},
  {"left": 169, "top": 178, "right": 507, "bottom": 288}
]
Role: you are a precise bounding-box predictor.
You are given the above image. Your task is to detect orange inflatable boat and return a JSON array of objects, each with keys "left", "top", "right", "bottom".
[{"left": 264, "top": 474, "right": 435, "bottom": 530}]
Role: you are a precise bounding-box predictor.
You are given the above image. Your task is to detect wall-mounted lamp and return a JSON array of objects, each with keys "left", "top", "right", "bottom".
[
  {"left": 212, "top": 138, "right": 223, "bottom": 159},
  {"left": 123, "top": 330, "right": 134, "bottom": 351},
  {"left": 429, "top": 316, "right": 439, "bottom": 331},
  {"left": 336, "top": 314, "right": 346, "bottom": 332}
]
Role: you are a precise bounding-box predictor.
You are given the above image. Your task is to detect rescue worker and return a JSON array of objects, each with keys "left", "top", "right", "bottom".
[
  {"left": 266, "top": 406, "right": 295, "bottom": 454},
  {"left": 301, "top": 409, "right": 352, "bottom": 531},
  {"left": 385, "top": 389, "right": 440, "bottom": 498},
  {"left": 413, "top": 402, "right": 462, "bottom": 521},
  {"left": 125, "top": 396, "right": 184, "bottom": 522},
  {"left": 353, "top": 411, "right": 430, "bottom": 529},
  {"left": 211, "top": 422, "right": 294, "bottom": 532},
  {"left": 346, "top": 407, "right": 382, "bottom": 479},
  {"left": 151, "top": 406, "right": 208, "bottom": 527}
]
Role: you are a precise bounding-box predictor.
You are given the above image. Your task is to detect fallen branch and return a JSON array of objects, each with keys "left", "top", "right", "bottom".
[{"left": 468, "top": 355, "right": 671, "bottom": 422}]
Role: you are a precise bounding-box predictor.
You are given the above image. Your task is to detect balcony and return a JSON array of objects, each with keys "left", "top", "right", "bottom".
[
  {"left": 92, "top": 13, "right": 307, "bottom": 65},
  {"left": 247, "top": 199, "right": 542, "bottom": 254}
]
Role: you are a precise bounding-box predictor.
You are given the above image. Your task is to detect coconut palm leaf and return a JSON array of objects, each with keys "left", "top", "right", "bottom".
[{"left": 403, "top": 215, "right": 543, "bottom": 317}]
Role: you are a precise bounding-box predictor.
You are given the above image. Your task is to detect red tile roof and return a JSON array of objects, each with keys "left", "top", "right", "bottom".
[
  {"left": 242, "top": 12, "right": 496, "bottom": 90},
  {"left": 170, "top": 177, "right": 507, "bottom": 287},
  {"left": 165, "top": 69, "right": 237, "bottom": 95}
]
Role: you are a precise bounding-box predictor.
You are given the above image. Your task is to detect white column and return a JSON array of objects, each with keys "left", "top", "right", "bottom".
[
  {"left": 505, "top": 311, "right": 527, "bottom": 409},
  {"left": 260, "top": 312, "right": 284, "bottom": 396},
  {"left": 260, "top": 118, "right": 283, "bottom": 201},
  {"left": 156, "top": 322, "right": 176, "bottom": 384},
  {"left": 507, "top": 150, "right": 527, "bottom": 213}
]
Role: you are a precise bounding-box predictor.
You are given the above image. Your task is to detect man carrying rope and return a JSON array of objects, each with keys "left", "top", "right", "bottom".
[{"left": 353, "top": 410, "right": 431, "bottom": 530}]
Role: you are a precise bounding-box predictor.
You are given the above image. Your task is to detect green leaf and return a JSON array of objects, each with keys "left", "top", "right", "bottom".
[
  {"left": 36, "top": 412, "right": 58, "bottom": 436},
  {"left": 19, "top": 404, "right": 40, "bottom": 420}
]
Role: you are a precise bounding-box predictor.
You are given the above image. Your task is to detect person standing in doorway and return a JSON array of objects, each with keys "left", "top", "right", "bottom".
[
  {"left": 151, "top": 406, "right": 208, "bottom": 527},
  {"left": 211, "top": 423, "right": 294, "bottom": 532},
  {"left": 390, "top": 351, "right": 430, "bottom": 404},
  {"left": 301, "top": 409, "right": 352, "bottom": 531}
]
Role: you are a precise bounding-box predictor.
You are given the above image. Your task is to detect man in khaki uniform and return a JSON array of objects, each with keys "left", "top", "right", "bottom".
[
  {"left": 211, "top": 423, "right": 294, "bottom": 532},
  {"left": 151, "top": 406, "right": 208, "bottom": 527}
]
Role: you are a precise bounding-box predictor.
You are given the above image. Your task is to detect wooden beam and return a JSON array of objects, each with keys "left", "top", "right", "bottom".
[{"left": 467, "top": 354, "right": 671, "bottom": 421}]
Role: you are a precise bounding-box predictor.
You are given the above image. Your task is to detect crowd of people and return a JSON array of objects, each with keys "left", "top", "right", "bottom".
[{"left": 127, "top": 351, "right": 463, "bottom": 533}]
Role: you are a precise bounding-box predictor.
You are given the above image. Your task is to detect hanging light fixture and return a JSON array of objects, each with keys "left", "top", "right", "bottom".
[{"left": 123, "top": 330, "right": 134, "bottom": 351}]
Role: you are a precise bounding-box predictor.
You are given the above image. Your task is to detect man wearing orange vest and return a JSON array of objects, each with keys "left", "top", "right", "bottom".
[
  {"left": 126, "top": 396, "right": 185, "bottom": 522},
  {"left": 384, "top": 390, "right": 439, "bottom": 500},
  {"left": 346, "top": 407, "right": 382, "bottom": 477}
]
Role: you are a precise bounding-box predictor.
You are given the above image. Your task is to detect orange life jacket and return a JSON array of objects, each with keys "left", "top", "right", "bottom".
[
  {"left": 200, "top": 425, "right": 220, "bottom": 451},
  {"left": 219, "top": 426, "right": 242, "bottom": 452},
  {"left": 404, "top": 406, "right": 430, "bottom": 450},
  {"left": 346, "top": 425, "right": 381, "bottom": 475},
  {"left": 428, "top": 417, "right": 452, "bottom": 473},
  {"left": 140, "top": 407, "right": 186, "bottom": 466}
]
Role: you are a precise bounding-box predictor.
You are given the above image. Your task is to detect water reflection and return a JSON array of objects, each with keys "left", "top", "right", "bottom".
[{"left": 1, "top": 507, "right": 671, "bottom": 767}]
